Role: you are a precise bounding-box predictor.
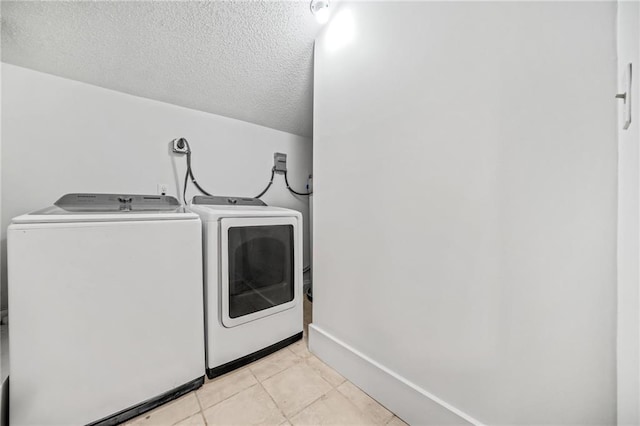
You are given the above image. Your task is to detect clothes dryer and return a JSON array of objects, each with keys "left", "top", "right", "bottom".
[{"left": 189, "top": 196, "right": 303, "bottom": 378}]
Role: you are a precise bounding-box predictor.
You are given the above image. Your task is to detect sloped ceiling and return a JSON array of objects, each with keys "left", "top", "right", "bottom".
[{"left": 1, "top": 1, "right": 323, "bottom": 137}]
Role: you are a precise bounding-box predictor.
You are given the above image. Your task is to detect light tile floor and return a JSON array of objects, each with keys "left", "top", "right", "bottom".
[{"left": 124, "top": 300, "right": 407, "bottom": 426}]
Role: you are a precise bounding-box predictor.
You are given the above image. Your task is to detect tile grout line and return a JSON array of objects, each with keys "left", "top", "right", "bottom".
[
  {"left": 193, "top": 388, "right": 208, "bottom": 426},
  {"left": 166, "top": 393, "right": 200, "bottom": 426},
  {"left": 199, "top": 382, "right": 267, "bottom": 425},
  {"left": 281, "top": 362, "right": 337, "bottom": 420},
  {"left": 386, "top": 416, "right": 401, "bottom": 426},
  {"left": 278, "top": 345, "right": 321, "bottom": 421},
  {"left": 285, "top": 393, "right": 326, "bottom": 421},
  {"left": 335, "top": 381, "right": 396, "bottom": 425},
  {"left": 201, "top": 348, "right": 307, "bottom": 415},
  {"left": 302, "top": 334, "right": 396, "bottom": 424},
  {"left": 282, "top": 342, "right": 339, "bottom": 420},
  {"left": 249, "top": 366, "right": 290, "bottom": 424},
  {"left": 252, "top": 349, "right": 331, "bottom": 422},
  {"left": 197, "top": 368, "right": 260, "bottom": 415},
  {"left": 253, "top": 349, "right": 306, "bottom": 382}
]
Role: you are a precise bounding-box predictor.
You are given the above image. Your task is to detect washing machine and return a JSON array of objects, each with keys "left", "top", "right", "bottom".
[
  {"left": 7, "top": 193, "right": 205, "bottom": 426},
  {"left": 189, "top": 195, "right": 303, "bottom": 379}
]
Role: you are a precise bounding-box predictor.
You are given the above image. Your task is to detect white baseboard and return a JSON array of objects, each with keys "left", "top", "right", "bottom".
[{"left": 308, "top": 324, "right": 483, "bottom": 426}]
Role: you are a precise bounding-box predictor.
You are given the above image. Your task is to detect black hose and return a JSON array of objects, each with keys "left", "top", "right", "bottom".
[
  {"left": 178, "top": 137, "right": 311, "bottom": 203},
  {"left": 284, "top": 171, "right": 312, "bottom": 196},
  {"left": 187, "top": 152, "right": 213, "bottom": 196},
  {"left": 255, "top": 168, "right": 276, "bottom": 199},
  {"left": 182, "top": 166, "right": 190, "bottom": 206},
  {"left": 180, "top": 139, "right": 213, "bottom": 205}
]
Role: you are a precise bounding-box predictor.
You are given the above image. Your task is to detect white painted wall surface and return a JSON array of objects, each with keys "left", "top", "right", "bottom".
[
  {"left": 311, "top": 2, "right": 617, "bottom": 424},
  {"left": 0, "top": 64, "right": 312, "bottom": 311},
  {"left": 617, "top": 1, "right": 640, "bottom": 424},
  {"left": 0, "top": 13, "right": 6, "bottom": 423}
]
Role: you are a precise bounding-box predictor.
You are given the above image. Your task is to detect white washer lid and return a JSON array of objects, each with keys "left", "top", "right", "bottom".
[{"left": 11, "top": 193, "right": 199, "bottom": 224}]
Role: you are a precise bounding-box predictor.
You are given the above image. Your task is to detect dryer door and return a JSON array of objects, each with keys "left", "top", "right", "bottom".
[{"left": 220, "top": 216, "right": 299, "bottom": 327}]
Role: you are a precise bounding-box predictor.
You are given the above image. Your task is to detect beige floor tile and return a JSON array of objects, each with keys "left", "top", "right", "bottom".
[
  {"left": 249, "top": 347, "right": 302, "bottom": 382},
  {"left": 290, "top": 389, "right": 375, "bottom": 425},
  {"left": 288, "top": 339, "right": 312, "bottom": 359},
  {"left": 124, "top": 393, "right": 200, "bottom": 426},
  {"left": 262, "top": 362, "right": 333, "bottom": 417},
  {"left": 202, "top": 384, "right": 286, "bottom": 426},
  {"left": 337, "top": 381, "right": 393, "bottom": 424},
  {"left": 305, "top": 356, "right": 345, "bottom": 388},
  {"left": 196, "top": 367, "right": 257, "bottom": 409},
  {"left": 174, "top": 412, "right": 206, "bottom": 426},
  {"left": 386, "top": 416, "right": 409, "bottom": 426}
]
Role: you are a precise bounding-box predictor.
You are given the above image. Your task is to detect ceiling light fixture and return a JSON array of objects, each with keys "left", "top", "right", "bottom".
[{"left": 310, "top": 0, "right": 330, "bottom": 24}]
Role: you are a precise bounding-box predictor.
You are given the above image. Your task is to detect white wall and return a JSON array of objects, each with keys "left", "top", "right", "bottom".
[
  {"left": 310, "top": 2, "right": 617, "bottom": 425},
  {"left": 0, "top": 11, "right": 6, "bottom": 422},
  {"left": 617, "top": 0, "right": 640, "bottom": 424},
  {"left": 0, "top": 63, "right": 312, "bottom": 311}
]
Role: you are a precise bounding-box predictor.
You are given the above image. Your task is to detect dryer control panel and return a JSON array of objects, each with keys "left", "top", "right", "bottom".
[{"left": 192, "top": 196, "right": 267, "bottom": 206}]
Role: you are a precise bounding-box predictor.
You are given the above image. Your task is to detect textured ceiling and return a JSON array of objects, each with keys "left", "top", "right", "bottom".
[{"left": 1, "top": 1, "right": 323, "bottom": 137}]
